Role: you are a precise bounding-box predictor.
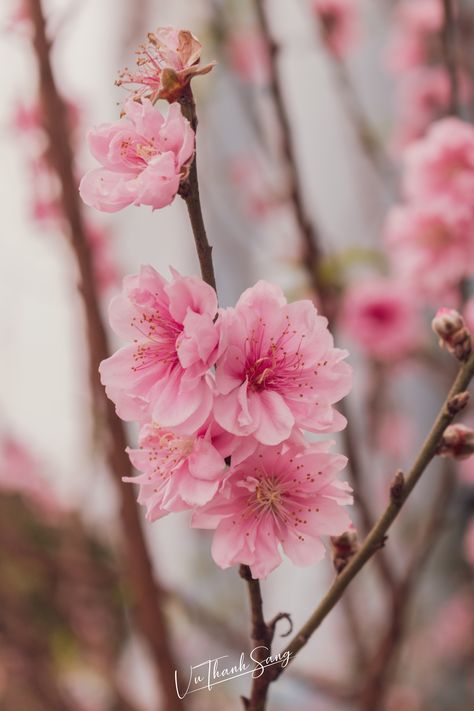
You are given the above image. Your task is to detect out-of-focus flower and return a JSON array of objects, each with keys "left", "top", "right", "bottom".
[
  {"left": 438, "top": 423, "right": 474, "bottom": 460},
  {"left": 99, "top": 265, "right": 219, "bottom": 434},
  {"left": 385, "top": 199, "right": 474, "bottom": 302},
  {"left": 464, "top": 519, "right": 474, "bottom": 568},
  {"left": 85, "top": 224, "right": 119, "bottom": 293},
  {"left": 311, "top": 0, "right": 358, "bottom": 59},
  {"left": 117, "top": 27, "right": 215, "bottom": 103},
  {"left": 386, "top": 0, "right": 443, "bottom": 73},
  {"left": 79, "top": 99, "right": 194, "bottom": 213},
  {"left": 227, "top": 29, "right": 270, "bottom": 84},
  {"left": 229, "top": 154, "right": 287, "bottom": 219},
  {"left": 403, "top": 118, "right": 474, "bottom": 205},
  {"left": 340, "top": 279, "right": 423, "bottom": 361},
  {"left": 392, "top": 68, "right": 471, "bottom": 149},
  {"left": 0, "top": 436, "right": 59, "bottom": 514},
  {"left": 432, "top": 307, "right": 472, "bottom": 361},
  {"left": 213, "top": 281, "right": 352, "bottom": 445},
  {"left": 377, "top": 412, "right": 415, "bottom": 461},
  {"left": 124, "top": 422, "right": 227, "bottom": 518},
  {"left": 192, "top": 442, "right": 352, "bottom": 578}
]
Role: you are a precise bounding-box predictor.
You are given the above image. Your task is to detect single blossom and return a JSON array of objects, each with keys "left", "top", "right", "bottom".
[
  {"left": 79, "top": 99, "right": 194, "bottom": 213},
  {"left": 385, "top": 199, "right": 474, "bottom": 301},
  {"left": 340, "top": 278, "right": 423, "bottom": 361},
  {"left": 99, "top": 265, "right": 219, "bottom": 434},
  {"left": 213, "top": 281, "right": 352, "bottom": 446},
  {"left": 117, "top": 27, "right": 215, "bottom": 102},
  {"left": 311, "top": 0, "right": 358, "bottom": 59},
  {"left": 124, "top": 421, "right": 227, "bottom": 519},
  {"left": 403, "top": 118, "right": 474, "bottom": 204},
  {"left": 192, "top": 442, "right": 352, "bottom": 578},
  {"left": 227, "top": 29, "right": 270, "bottom": 85}
]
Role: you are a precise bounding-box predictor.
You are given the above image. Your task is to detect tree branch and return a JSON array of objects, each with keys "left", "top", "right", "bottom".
[
  {"left": 26, "top": 2, "right": 183, "bottom": 708},
  {"left": 442, "top": 0, "right": 460, "bottom": 116},
  {"left": 247, "top": 351, "right": 474, "bottom": 701}
]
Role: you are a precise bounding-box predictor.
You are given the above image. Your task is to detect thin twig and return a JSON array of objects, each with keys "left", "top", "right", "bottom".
[
  {"left": 26, "top": 2, "right": 183, "bottom": 708},
  {"left": 442, "top": 0, "right": 460, "bottom": 116},
  {"left": 244, "top": 353, "right": 474, "bottom": 703},
  {"left": 359, "top": 465, "right": 455, "bottom": 710},
  {"left": 255, "top": 0, "right": 331, "bottom": 312}
]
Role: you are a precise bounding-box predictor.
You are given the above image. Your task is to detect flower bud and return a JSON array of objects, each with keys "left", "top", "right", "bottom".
[
  {"left": 432, "top": 308, "right": 472, "bottom": 361},
  {"left": 331, "top": 530, "right": 358, "bottom": 573},
  {"left": 438, "top": 423, "right": 474, "bottom": 460}
]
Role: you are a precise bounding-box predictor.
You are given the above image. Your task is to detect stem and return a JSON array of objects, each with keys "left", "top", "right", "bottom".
[
  {"left": 251, "top": 350, "right": 474, "bottom": 696},
  {"left": 255, "top": 0, "right": 330, "bottom": 311},
  {"left": 442, "top": 0, "right": 460, "bottom": 116},
  {"left": 27, "top": 2, "right": 183, "bottom": 708},
  {"left": 178, "top": 87, "right": 217, "bottom": 291}
]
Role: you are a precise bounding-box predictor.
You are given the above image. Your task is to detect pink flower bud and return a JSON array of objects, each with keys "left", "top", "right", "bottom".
[
  {"left": 432, "top": 307, "right": 472, "bottom": 361},
  {"left": 438, "top": 423, "right": 474, "bottom": 460}
]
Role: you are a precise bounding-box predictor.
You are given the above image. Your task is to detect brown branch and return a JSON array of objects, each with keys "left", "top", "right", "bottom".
[
  {"left": 241, "top": 354, "right": 474, "bottom": 705},
  {"left": 26, "top": 2, "right": 183, "bottom": 708},
  {"left": 359, "top": 465, "right": 455, "bottom": 710},
  {"left": 442, "top": 0, "right": 460, "bottom": 116},
  {"left": 254, "top": 0, "right": 332, "bottom": 312}
]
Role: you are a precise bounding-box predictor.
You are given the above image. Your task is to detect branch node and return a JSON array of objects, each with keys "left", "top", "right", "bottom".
[
  {"left": 268, "top": 612, "right": 293, "bottom": 639},
  {"left": 446, "top": 390, "right": 470, "bottom": 416},
  {"left": 390, "top": 470, "right": 405, "bottom": 507}
]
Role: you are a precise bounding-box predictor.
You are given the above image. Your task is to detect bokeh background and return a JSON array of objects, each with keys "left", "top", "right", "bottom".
[{"left": 1, "top": 1, "right": 474, "bottom": 710}]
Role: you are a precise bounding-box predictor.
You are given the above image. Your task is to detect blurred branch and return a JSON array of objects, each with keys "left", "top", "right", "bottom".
[
  {"left": 442, "top": 0, "right": 460, "bottom": 116},
  {"left": 25, "top": 2, "right": 184, "bottom": 708},
  {"left": 254, "top": 0, "right": 331, "bottom": 311},
  {"left": 359, "top": 465, "right": 455, "bottom": 710},
  {"left": 245, "top": 350, "right": 474, "bottom": 707}
]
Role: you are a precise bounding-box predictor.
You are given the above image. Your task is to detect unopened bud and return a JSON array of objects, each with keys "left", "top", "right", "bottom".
[
  {"left": 432, "top": 308, "right": 472, "bottom": 361},
  {"left": 331, "top": 530, "right": 358, "bottom": 573},
  {"left": 438, "top": 423, "right": 474, "bottom": 460},
  {"left": 390, "top": 469, "right": 405, "bottom": 506}
]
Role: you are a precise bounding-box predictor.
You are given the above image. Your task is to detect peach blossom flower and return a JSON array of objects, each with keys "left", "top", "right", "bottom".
[
  {"left": 311, "top": 0, "right": 359, "bottom": 59},
  {"left": 117, "top": 27, "right": 215, "bottom": 103},
  {"left": 79, "top": 99, "right": 194, "bottom": 213},
  {"left": 340, "top": 279, "right": 423, "bottom": 361},
  {"left": 192, "top": 441, "right": 352, "bottom": 578}
]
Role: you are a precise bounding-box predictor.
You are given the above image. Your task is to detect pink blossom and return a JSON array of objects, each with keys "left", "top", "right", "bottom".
[
  {"left": 385, "top": 199, "right": 474, "bottom": 302},
  {"left": 227, "top": 30, "right": 270, "bottom": 85},
  {"left": 99, "top": 265, "right": 219, "bottom": 434},
  {"left": 311, "top": 0, "right": 358, "bottom": 59},
  {"left": 229, "top": 154, "right": 286, "bottom": 219},
  {"left": 464, "top": 519, "right": 474, "bottom": 568},
  {"left": 192, "top": 442, "right": 352, "bottom": 578},
  {"left": 213, "top": 281, "right": 352, "bottom": 445},
  {"left": 117, "top": 27, "right": 215, "bottom": 103},
  {"left": 392, "top": 68, "right": 471, "bottom": 149},
  {"left": 79, "top": 99, "right": 194, "bottom": 213},
  {"left": 124, "top": 421, "right": 227, "bottom": 519},
  {"left": 340, "top": 279, "right": 423, "bottom": 361},
  {"left": 403, "top": 118, "right": 474, "bottom": 204}
]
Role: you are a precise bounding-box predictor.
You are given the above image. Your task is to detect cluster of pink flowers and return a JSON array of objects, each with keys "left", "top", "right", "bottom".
[
  {"left": 310, "top": 0, "right": 359, "bottom": 59},
  {"left": 385, "top": 118, "right": 474, "bottom": 304},
  {"left": 386, "top": 0, "right": 471, "bottom": 149},
  {"left": 100, "top": 267, "right": 353, "bottom": 578}
]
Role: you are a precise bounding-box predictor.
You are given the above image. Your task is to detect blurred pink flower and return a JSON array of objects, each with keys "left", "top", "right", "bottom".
[
  {"left": 311, "top": 0, "right": 358, "bottom": 59},
  {"left": 192, "top": 442, "right": 352, "bottom": 578},
  {"left": 403, "top": 118, "right": 474, "bottom": 204},
  {"left": 385, "top": 199, "right": 474, "bottom": 302},
  {"left": 213, "top": 281, "right": 352, "bottom": 445},
  {"left": 117, "top": 27, "right": 215, "bottom": 102},
  {"left": 464, "top": 518, "right": 474, "bottom": 568},
  {"left": 0, "top": 437, "right": 59, "bottom": 514},
  {"left": 124, "top": 421, "right": 227, "bottom": 518},
  {"left": 377, "top": 412, "right": 415, "bottom": 461},
  {"left": 79, "top": 99, "right": 194, "bottom": 213},
  {"left": 99, "top": 265, "right": 219, "bottom": 434},
  {"left": 227, "top": 29, "right": 270, "bottom": 84},
  {"left": 392, "top": 67, "right": 471, "bottom": 149},
  {"left": 85, "top": 224, "right": 119, "bottom": 294},
  {"left": 386, "top": 0, "right": 443, "bottom": 73},
  {"left": 229, "top": 154, "right": 286, "bottom": 218},
  {"left": 340, "top": 279, "right": 423, "bottom": 361}
]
